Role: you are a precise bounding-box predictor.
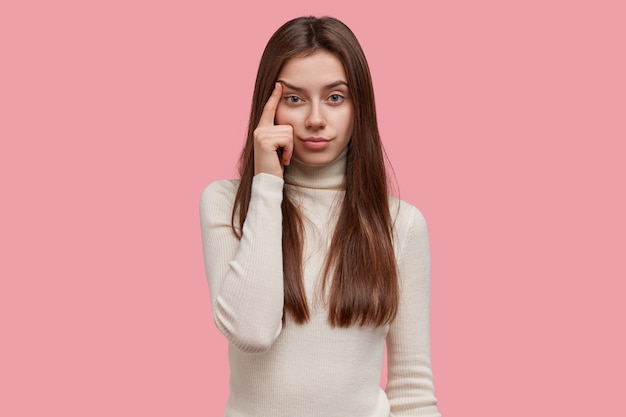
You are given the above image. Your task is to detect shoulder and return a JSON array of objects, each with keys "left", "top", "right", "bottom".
[
  {"left": 199, "top": 179, "right": 240, "bottom": 223},
  {"left": 389, "top": 196, "right": 428, "bottom": 233},
  {"left": 200, "top": 179, "right": 240, "bottom": 206},
  {"left": 389, "top": 196, "right": 429, "bottom": 254}
]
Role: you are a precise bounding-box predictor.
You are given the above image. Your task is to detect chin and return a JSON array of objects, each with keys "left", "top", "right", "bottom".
[{"left": 295, "top": 152, "right": 340, "bottom": 166}]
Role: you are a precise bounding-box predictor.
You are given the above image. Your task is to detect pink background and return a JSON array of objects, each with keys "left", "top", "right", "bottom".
[{"left": 1, "top": 1, "right": 624, "bottom": 416}]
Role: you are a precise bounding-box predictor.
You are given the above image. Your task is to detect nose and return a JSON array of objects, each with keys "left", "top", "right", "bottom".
[{"left": 305, "top": 103, "right": 326, "bottom": 129}]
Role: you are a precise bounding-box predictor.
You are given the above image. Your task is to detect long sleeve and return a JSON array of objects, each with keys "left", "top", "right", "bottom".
[
  {"left": 386, "top": 205, "right": 441, "bottom": 417},
  {"left": 199, "top": 173, "right": 285, "bottom": 353}
]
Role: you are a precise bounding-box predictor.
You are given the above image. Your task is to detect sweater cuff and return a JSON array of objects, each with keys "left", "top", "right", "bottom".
[{"left": 251, "top": 173, "right": 285, "bottom": 201}]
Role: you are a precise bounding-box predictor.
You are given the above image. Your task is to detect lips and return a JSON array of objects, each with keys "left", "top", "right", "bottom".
[
  {"left": 300, "top": 137, "right": 331, "bottom": 150},
  {"left": 301, "top": 137, "right": 330, "bottom": 142}
]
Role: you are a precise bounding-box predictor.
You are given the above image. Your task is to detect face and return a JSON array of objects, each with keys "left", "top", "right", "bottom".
[{"left": 275, "top": 50, "right": 354, "bottom": 167}]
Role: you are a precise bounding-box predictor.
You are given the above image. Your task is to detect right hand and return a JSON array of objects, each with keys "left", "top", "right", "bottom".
[{"left": 253, "top": 82, "right": 293, "bottom": 178}]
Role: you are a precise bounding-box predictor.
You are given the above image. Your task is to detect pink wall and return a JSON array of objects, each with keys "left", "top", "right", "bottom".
[{"left": 1, "top": 1, "right": 624, "bottom": 415}]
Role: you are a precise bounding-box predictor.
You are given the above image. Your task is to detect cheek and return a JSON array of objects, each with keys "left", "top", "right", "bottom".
[
  {"left": 332, "top": 108, "right": 354, "bottom": 133},
  {"left": 347, "top": 110, "right": 355, "bottom": 134}
]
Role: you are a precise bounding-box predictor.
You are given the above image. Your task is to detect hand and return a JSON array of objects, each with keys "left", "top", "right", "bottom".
[{"left": 253, "top": 82, "right": 293, "bottom": 178}]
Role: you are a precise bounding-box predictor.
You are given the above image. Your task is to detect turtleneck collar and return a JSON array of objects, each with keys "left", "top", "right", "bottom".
[{"left": 284, "top": 148, "right": 347, "bottom": 190}]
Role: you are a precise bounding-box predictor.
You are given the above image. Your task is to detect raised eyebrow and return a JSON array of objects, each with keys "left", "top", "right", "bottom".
[
  {"left": 276, "top": 80, "right": 303, "bottom": 92},
  {"left": 324, "top": 81, "right": 349, "bottom": 90},
  {"left": 277, "top": 80, "right": 349, "bottom": 92}
]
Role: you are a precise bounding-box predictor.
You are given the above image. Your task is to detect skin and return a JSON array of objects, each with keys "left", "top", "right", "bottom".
[{"left": 253, "top": 50, "right": 354, "bottom": 178}]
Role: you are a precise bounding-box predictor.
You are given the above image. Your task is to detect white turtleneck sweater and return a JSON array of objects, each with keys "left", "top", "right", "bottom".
[{"left": 200, "top": 152, "right": 440, "bottom": 417}]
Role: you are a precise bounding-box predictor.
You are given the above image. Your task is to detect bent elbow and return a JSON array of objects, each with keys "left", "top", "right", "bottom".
[
  {"left": 236, "top": 326, "right": 282, "bottom": 353},
  {"left": 213, "top": 308, "right": 282, "bottom": 354}
]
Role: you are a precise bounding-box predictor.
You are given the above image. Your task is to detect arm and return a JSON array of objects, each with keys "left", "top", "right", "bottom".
[
  {"left": 386, "top": 205, "right": 441, "bottom": 417},
  {"left": 199, "top": 174, "right": 285, "bottom": 353},
  {"left": 200, "top": 83, "right": 293, "bottom": 353}
]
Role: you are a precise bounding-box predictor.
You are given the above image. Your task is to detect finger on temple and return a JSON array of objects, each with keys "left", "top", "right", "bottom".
[{"left": 258, "top": 82, "right": 282, "bottom": 127}]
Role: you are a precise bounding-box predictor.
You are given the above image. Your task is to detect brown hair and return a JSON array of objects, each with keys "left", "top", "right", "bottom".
[{"left": 232, "top": 16, "right": 398, "bottom": 327}]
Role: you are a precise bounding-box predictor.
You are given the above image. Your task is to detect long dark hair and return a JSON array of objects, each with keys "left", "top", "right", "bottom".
[{"left": 232, "top": 16, "right": 398, "bottom": 327}]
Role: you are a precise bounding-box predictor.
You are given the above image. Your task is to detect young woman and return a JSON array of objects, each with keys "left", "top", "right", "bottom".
[{"left": 200, "top": 16, "right": 441, "bottom": 417}]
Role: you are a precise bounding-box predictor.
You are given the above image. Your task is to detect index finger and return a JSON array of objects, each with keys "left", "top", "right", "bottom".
[{"left": 258, "top": 82, "right": 282, "bottom": 127}]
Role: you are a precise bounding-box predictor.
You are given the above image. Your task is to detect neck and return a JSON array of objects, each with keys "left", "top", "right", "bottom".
[{"left": 284, "top": 149, "right": 347, "bottom": 190}]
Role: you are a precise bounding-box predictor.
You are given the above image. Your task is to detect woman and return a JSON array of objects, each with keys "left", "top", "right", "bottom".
[{"left": 200, "top": 16, "right": 441, "bottom": 417}]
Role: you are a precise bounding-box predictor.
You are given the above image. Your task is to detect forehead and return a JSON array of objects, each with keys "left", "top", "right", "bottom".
[{"left": 278, "top": 50, "right": 348, "bottom": 87}]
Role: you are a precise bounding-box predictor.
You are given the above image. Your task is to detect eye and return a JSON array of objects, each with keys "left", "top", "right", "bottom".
[
  {"left": 327, "top": 94, "right": 345, "bottom": 104},
  {"left": 284, "top": 95, "right": 302, "bottom": 104}
]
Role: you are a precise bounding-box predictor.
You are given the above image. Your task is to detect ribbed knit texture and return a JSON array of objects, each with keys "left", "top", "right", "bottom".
[{"left": 200, "top": 151, "right": 441, "bottom": 417}]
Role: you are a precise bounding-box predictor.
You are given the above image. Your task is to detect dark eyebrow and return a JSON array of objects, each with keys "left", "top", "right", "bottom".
[{"left": 277, "top": 80, "right": 349, "bottom": 92}]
